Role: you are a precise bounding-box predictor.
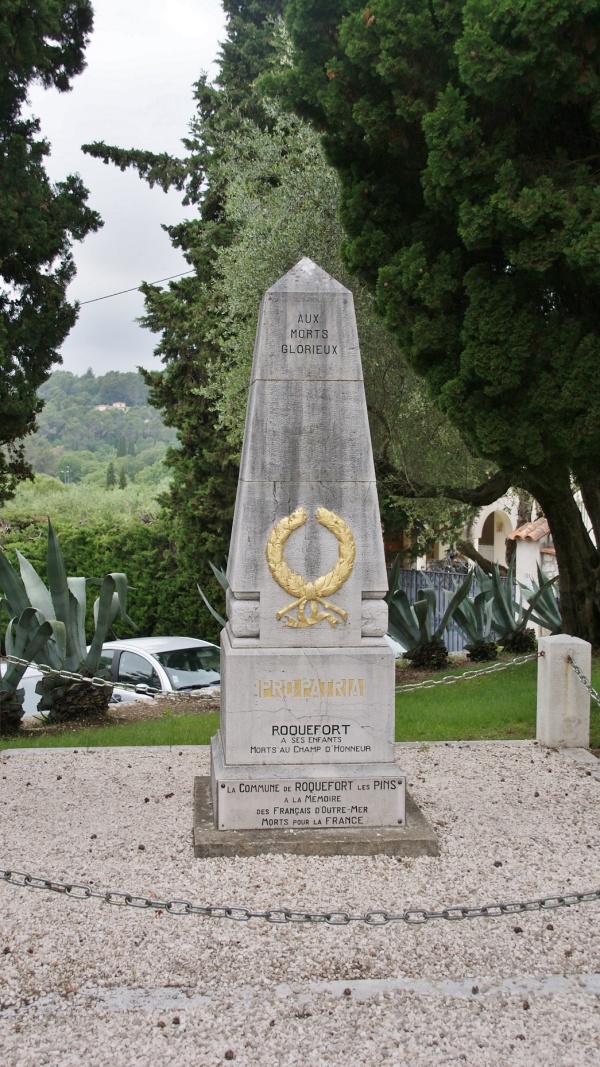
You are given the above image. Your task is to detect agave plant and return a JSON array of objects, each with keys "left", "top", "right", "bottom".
[
  {"left": 448, "top": 572, "right": 497, "bottom": 662},
  {"left": 386, "top": 561, "right": 474, "bottom": 669},
  {"left": 197, "top": 562, "right": 228, "bottom": 629},
  {"left": 519, "top": 563, "right": 562, "bottom": 634},
  {"left": 0, "top": 522, "right": 135, "bottom": 722},
  {"left": 0, "top": 610, "right": 55, "bottom": 734},
  {"left": 484, "top": 556, "right": 560, "bottom": 653}
]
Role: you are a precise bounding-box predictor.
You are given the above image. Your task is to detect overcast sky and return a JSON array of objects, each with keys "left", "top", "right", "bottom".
[{"left": 29, "top": 0, "right": 226, "bottom": 377}]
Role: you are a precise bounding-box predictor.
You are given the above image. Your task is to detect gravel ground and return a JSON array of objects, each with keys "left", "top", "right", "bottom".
[{"left": 1, "top": 740, "right": 599, "bottom": 1066}]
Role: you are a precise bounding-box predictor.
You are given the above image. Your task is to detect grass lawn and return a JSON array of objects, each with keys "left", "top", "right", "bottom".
[
  {"left": 1, "top": 657, "right": 599, "bottom": 749},
  {"left": 395, "top": 659, "right": 539, "bottom": 742},
  {"left": 395, "top": 656, "right": 600, "bottom": 746},
  {"left": 0, "top": 712, "right": 220, "bottom": 750}
]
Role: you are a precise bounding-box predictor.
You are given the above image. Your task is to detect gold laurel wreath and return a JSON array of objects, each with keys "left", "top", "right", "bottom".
[{"left": 265, "top": 507, "right": 356, "bottom": 628}]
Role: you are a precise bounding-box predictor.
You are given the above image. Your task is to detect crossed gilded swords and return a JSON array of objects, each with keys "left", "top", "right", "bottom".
[{"left": 265, "top": 507, "right": 356, "bottom": 628}]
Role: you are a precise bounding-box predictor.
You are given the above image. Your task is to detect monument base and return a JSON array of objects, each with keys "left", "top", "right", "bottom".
[
  {"left": 219, "top": 628, "right": 396, "bottom": 766},
  {"left": 193, "top": 777, "right": 439, "bottom": 858},
  {"left": 211, "top": 730, "right": 405, "bottom": 830}
]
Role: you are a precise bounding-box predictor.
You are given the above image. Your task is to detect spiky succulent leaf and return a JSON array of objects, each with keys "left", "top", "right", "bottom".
[
  {"left": 413, "top": 596, "right": 433, "bottom": 644},
  {"left": 452, "top": 589, "right": 494, "bottom": 644},
  {"left": 489, "top": 556, "right": 524, "bottom": 637},
  {"left": 86, "top": 575, "right": 117, "bottom": 668},
  {"left": 519, "top": 567, "right": 561, "bottom": 632},
  {"left": 197, "top": 583, "right": 227, "bottom": 628},
  {"left": 109, "top": 573, "right": 130, "bottom": 620},
  {"left": 43, "top": 621, "right": 67, "bottom": 669},
  {"left": 86, "top": 573, "right": 134, "bottom": 671},
  {"left": 46, "top": 519, "right": 70, "bottom": 627},
  {"left": 434, "top": 571, "right": 473, "bottom": 639},
  {"left": 209, "top": 562, "right": 229, "bottom": 592},
  {"left": 387, "top": 587, "right": 421, "bottom": 649},
  {"left": 2, "top": 611, "right": 56, "bottom": 694},
  {"left": 474, "top": 565, "right": 492, "bottom": 595},
  {"left": 67, "top": 577, "right": 88, "bottom": 663},
  {"left": 16, "top": 550, "right": 54, "bottom": 619},
  {"left": 0, "top": 550, "right": 30, "bottom": 616}
]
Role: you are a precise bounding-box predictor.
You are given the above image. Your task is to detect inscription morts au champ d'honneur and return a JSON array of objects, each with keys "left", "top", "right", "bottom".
[{"left": 209, "top": 258, "right": 405, "bottom": 833}]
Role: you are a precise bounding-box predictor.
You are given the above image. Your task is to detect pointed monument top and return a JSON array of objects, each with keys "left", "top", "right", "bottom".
[{"left": 268, "top": 257, "right": 349, "bottom": 294}]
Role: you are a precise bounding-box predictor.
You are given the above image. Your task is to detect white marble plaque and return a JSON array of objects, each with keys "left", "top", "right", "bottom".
[{"left": 215, "top": 772, "right": 405, "bottom": 831}]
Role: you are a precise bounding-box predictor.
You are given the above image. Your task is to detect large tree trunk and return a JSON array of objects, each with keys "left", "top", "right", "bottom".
[{"left": 528, "top": 477, "right": 600, "bottom": 646}]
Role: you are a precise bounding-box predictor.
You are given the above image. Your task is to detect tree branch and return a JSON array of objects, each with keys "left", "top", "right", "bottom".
[
  {"left": 376, "top": 463, "right": 514, "bottom": 508},
  {"left": 457, "top": 539, "right": 507, "bottom": 576}
]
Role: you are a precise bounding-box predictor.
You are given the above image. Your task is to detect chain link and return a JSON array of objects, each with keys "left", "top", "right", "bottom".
[
  {"left": 2, "top": 867, "right": 599, "bottom": 926},
  {"left": 568, "top": 657, "right": 600, "bottom": 708},
  {"left": 5, "top": 653, "right": 537, "bottom": 700},
  {"left": 395, "top": 653, "right": 539, "bottom": 694},
  {"left": 4, "top": 655, "right": 172, "bottom": 699}
]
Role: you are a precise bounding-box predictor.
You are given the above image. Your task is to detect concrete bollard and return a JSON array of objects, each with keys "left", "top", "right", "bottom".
[{"left": 537, "top": 634, "right": 591, "bottom": 748}]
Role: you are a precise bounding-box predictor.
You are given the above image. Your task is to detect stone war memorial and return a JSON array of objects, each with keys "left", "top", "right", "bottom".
[{"left": 194, "top": 258, "right": 437, "bottom": 857}]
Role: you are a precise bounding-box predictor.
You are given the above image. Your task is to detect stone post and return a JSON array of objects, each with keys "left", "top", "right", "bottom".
[{"left": 537, "top": 634, "right": 591, "bottom": 748}]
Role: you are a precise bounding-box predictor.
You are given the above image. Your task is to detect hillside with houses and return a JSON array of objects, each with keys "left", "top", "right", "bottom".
[{"left": 23, "top": 370, "right": 177, "bottom": 487}]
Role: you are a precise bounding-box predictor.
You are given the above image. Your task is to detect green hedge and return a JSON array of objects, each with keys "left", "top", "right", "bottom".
[{"left": 0, "top": 516, "right": 226, "bottom": 645}]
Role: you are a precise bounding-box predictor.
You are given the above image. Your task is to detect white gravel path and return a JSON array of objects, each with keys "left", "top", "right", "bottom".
[{"left": 1, "top": 740, "right": 599, "bottom": 1066}]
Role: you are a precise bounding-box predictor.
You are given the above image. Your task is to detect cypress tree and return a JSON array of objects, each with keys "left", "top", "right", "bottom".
[
  {"left": 0, "top": 0, "right": 101, "bottom": 505},
  {"left": 278, "top": 0, "right": 600, "bottom": 644}
]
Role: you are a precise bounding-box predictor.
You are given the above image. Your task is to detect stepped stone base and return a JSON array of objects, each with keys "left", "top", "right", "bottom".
[{"left": 193, "top": 777, "right": 439, "bottom": 858}]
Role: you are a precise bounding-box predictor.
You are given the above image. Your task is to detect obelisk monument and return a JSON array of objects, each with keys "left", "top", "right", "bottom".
[{"left": 210, "top": 258, "right": 405, "bottom": 836}]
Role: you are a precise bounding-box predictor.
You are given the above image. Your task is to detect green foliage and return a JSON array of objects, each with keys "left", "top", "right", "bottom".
[
  {"left": 479, "top": 557, "right": 560, "bottom": 649},
  {"left": 279, "top": 0, "right": 600, "bottom": 644},
  {"left": 0, "top": 511, "right": 225, "bottom": 647},
  {"left": 203, "top": 102, "right": 485, "bottom": 503},
  {"left": 0, "top": 521, "right": 135, "bottom": 721},
  {"left": 0, "top": 476, "right": 166, "bottom": 526},
  {"left": 0, "top": 610, "right": 54, "bottom": 733},
  {"left": 0, "top": 0, "right": 101, "bottom": 505},
  {"left": 520, "top": 563, "right": 562, "bottom": 634},
  {"left": 82, "top": 3, "right": 486, "bottom": 564},
  {"left": 23, "top": 370, "right": 177, "bottom": 483},
  {"left": 386, "top": 561, "right": 473, "bottom": 668},
  {"left": 451, "top": 583, "right": 497, "bottom": 662},
  {"left": 105, "top": 462, "right": 116, "bottom": 490}
]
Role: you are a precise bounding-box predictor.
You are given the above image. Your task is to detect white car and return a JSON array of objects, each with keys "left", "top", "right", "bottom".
[
  {"left": 1, "top": 636, "right": 220, "bottom": 720},
  {"left": 99, "top": 636, "right": 220, "bottom": 699}
]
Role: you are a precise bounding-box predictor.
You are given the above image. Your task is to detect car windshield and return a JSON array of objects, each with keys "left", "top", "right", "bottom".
[{"left": 154, "top": 646, "right": 220, "bottom": 690}]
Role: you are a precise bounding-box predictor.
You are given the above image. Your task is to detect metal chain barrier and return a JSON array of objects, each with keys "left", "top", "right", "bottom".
[
  {"left": 4, "top": 652, "right": 538, "bottom": 700},
  {"left": 395, "top": 653, "right": 539, "bottom": 694},
  {"left": 1, "top": 867, "right": 599, "bottom": 925},
  {"left": 568, "top": 657, "right": 600, "bottom": 708},
  {"left": 3, "top": 655, "right": 172, "bottom": 699}
]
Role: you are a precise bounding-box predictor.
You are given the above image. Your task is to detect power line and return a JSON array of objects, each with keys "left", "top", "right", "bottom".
[{"left": 78, "top": 270, "right": 196, "bottom": 305}]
